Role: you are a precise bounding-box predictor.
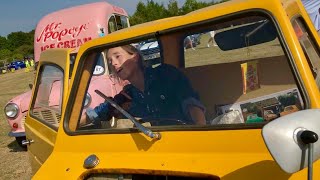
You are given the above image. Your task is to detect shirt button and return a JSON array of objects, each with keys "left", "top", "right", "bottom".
[{"left": 160, "top": 95, "right": 165, "bottom": 100}]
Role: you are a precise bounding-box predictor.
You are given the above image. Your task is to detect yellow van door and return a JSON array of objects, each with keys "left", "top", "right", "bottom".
[{"left": 24, "top": 49, "right": 71, "bottom": 175}]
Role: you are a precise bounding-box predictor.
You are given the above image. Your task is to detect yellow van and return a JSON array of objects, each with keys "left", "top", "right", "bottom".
[{"left": 24, "top": 0, "right": 320, "bottom": 179}]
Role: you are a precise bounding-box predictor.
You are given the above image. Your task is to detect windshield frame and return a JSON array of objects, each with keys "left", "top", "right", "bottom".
[{"left": 63, "top": 9, "right": 309, "bottom": 136}]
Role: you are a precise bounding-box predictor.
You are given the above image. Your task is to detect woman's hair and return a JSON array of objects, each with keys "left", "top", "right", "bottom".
[
  {"left": 121, "top": 45, "right": 144, "bottom": 68},
  {"left": 108, "top": 44, "right": 145, "bottom": 80}
]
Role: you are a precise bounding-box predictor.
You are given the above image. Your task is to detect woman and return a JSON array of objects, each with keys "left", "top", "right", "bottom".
[{"left": 84, "top": 45, "right": 206, "bottom": 126}]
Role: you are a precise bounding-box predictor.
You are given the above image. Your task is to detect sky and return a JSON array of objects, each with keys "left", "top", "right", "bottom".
[{"left": 0, "top": 0, "right": 215, "bottom": 37}]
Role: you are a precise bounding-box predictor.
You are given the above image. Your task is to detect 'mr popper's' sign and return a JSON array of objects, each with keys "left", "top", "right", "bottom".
[{"left": 36, "top": 22, "right": 92, "bottom": 52}]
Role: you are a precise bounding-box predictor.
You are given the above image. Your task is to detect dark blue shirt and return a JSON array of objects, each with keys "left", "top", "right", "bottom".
[{"left": 87, "top": 64, "right": 204, "bottom": 125}]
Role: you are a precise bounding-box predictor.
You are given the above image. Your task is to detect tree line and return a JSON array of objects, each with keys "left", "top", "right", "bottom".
[
  {"left": 0, "top": 30, "right": 34, "bottom": 63},
  {"left": 129, "top": 0, "right": 228, "bottom": 25},
  {"left": 0, "top": 0, "right": 227, "bottom": 64}
]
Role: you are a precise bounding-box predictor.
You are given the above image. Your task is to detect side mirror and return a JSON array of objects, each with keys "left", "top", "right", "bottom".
[
  {"left": 29, "top": 84, "right": 33, "bottom": 89},
  {"left": 262, "top": 109, "right": 320, "bottom": 174}
]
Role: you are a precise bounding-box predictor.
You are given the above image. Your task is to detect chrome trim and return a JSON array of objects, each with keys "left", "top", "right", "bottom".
[
  {"left": 22, "top": 139, "right": 34, "bottom": 145},
  {"left": 84, "top": 92, "right": 91, "bottom": 108},
  {"left": 32, "top": 110, "right": 61, "bottom": 127},
  {"left": 4, "top": 103, "right": 19, "bottom": 119},
  {"left": 83, "top": 154, "right": 100, "bottom": 169},
  {"left": 8, "top": 132, "right": 26, "bottom": 137}
]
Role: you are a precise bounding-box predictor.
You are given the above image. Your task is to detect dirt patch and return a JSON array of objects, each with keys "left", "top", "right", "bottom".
[{"left": 0, "top": 69, "right": 34, "bottom": 179}]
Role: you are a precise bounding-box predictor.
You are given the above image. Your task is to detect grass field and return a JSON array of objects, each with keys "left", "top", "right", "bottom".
[
  {"left": 0, "top": 69, "right": 34, "bottom": 179},
  {"left": 185, "top": 33, "right": 283, "bottom": 67}
]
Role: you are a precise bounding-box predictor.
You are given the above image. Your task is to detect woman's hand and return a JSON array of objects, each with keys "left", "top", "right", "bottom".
[{"left": 79, "top": 112, "right": 90, "bottom": 126}]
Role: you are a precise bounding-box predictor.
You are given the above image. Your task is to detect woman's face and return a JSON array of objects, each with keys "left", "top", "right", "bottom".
[{"left": 107, "top": 47, "right": 140, "bottom": 80}]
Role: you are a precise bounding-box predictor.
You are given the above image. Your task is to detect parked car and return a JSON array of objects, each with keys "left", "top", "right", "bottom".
[
  {"left": 280, "top": 105, "right": 299, "bottom": 116},
  {"left": 139, "top": 34, "right": 201, "bottom": 63},
  {"left": 7, "top": 60, "right": 26, "bottom": 70},
  {"left": 246, "top": 114, "right": 264, "bottom": 123},
  {"left": 138, "top": 39, "right": 161, "bottom": 66}
]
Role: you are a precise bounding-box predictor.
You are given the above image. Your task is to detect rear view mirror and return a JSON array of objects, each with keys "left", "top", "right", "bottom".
[
  {"left": 262, "top": 109, "right": 320, "bottom": 175},
  {"left": 215, "top": 20, "right": 277, "bottom": 51}
]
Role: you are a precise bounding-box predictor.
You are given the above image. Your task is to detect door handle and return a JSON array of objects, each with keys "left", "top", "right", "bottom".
[{"left": 22, "top": 139, "right": 34, "bottom": 145}]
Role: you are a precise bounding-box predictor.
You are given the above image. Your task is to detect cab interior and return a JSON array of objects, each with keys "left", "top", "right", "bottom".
[
  {"left": 67, "top": 12, "right": 306, "bottom": 130},
  {"left": 157, "top": 14, "right": 303, "bottom": 125}
]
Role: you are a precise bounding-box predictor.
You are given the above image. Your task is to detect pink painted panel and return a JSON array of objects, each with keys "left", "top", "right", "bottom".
[{"left": 34, "top": 2, "right": 128, "bottom": 62}]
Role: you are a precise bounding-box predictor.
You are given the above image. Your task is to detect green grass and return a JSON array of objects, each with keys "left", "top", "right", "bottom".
[
  {"left": 0, "top": 69, "right": 34, "bottom": 179},
  {"left": 184, "top": 33, "right": 284, "bottom": 67}
]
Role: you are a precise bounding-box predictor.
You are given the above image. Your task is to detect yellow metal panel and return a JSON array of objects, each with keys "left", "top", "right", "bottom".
[
  {"left": 26, "top": 48, "right": 72, "bottom": 175},
  {"left": 33, "top": 0, "right": 320, "bottom": 179},
  {"left": 277, "top": 0, "right": 320, "bottom": 108},
  {"left": 34, "top": 129, "right": 320, "bottom": 179}
]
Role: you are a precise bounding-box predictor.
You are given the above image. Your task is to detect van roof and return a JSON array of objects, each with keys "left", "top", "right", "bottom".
[
  {"left": 34, "top": 2, "right": 128, "bottom": 62},
  {"left": 78, "top": 0, "right": 308, "bottom": 51}
]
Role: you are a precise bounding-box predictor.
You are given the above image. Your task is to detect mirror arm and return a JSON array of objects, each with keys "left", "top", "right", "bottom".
[
  {"left": 245, "top": 20, "right": 269, "bottom": 38},
  {"left": 245, "top": 20, "right": 269, "bottom": 47},
  {"left": 300, "top": 130, "right": 319, "bottom": 180}
]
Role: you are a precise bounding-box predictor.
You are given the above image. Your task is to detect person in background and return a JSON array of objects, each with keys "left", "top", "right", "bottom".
[
  {"left": 207, "top": 30, "right": 218, "bottom": 47},
  {"left": 82, "top": 45, "right": 206, "bottom": 126},
  {"left": 24, "top": 57, "right": 30, "bottom": 72},
  {"left": 184, "top": 35, "right": 196, "bottom": 51},
  {"left": 29, "top": 58, "right": 35, "bottom": 71},
  {"left": 29, "top": 58, "right": 34, "bottom": 66}
]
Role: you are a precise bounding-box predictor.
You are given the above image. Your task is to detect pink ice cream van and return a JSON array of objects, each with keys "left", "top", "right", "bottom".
[{"left": 4, "top": 2, "right": 129, "bottom": 147}]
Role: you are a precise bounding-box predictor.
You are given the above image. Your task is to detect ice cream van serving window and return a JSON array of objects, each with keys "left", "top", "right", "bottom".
[{"left": 108, "top": 14, "right": 129, "bottom": 33}]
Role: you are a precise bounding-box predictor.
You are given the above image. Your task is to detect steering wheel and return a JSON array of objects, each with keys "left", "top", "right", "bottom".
[{"left": 94, "top": 90, "right": 190, "bottom": 127}]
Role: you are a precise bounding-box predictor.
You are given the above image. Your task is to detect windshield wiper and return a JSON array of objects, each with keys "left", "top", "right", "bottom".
[{"left": 94, "top": 90, "right": 161, "bottom": 140}]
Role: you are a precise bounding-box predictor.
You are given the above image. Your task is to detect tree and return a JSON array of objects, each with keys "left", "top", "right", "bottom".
[
  {"left": 7, "top": 31, "right": 33, "bottom": 51},
  {"left": 12, "top": 53, "right": 24, "bottom": 60},
  {"left": 278, "top": 94, "right": 297, "bottom": 109},
  {"left": 13, "top": 44, "right": 33, "bottom": 58},
  {"left": 180, "top": 0, "right": 213, "bottom": 14},
  {"left": 166, "top": 0, "right": 180, "bottom": 16},
  {"left": 0, "top": 30, "right": 34, "bottom": 60},
  {"left": 0, "top": 36, "right": 8, "bottom": 49},
  {"left": 129, "top": 0, "right": 220, "bottom": 25},
  {"left": 0, "top": 49, "right": 12, "bottom": 61},
  {"left": 130, "top": 0, "right": 167, "bottom": 25}
]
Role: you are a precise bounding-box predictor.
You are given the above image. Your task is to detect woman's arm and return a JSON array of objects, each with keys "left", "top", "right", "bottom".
[{"left": 188, "top": 105, "right": 206, "bottom": 125}]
